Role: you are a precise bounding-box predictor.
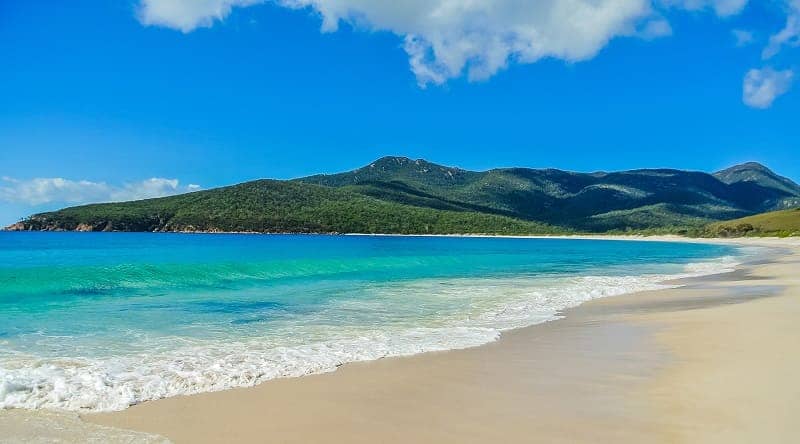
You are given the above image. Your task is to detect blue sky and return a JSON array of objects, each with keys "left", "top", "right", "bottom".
[{"left": 1, "top": 0, "right": 798, "bottom": 225}]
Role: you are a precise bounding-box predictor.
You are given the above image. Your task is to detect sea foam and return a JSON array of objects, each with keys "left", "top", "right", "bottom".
[{"left": 0, "top": 255, "right": 738, "bottom": 412}]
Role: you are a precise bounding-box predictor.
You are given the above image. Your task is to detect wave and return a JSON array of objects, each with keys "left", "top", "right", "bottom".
[{"left": 0, "top": 256, "right": 738, "bottom": 412}]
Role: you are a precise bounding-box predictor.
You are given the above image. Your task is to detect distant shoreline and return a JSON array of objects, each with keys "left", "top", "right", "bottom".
[{"left": 3, "top": 228, "right": 780, "bottom": 244}]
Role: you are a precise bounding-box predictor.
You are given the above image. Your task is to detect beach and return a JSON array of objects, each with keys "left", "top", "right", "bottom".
[
  {"left": 60, "top": 236, "right": 795, "bottom": 443},
  {"left": 7, "top": 0, "right": 800, "bottom": 441}
]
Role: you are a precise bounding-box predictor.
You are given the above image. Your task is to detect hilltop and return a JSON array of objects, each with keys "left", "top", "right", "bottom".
[{"left": 298, "top": 157, "right": 800, "bottom": 232}]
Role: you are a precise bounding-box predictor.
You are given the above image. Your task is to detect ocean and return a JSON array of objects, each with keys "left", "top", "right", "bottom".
[{"left": 0, "top": 232, "right": 739, "bottom": 411}]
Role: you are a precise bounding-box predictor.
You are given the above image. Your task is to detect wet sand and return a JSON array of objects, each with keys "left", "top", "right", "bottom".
[
  {"left": 0, "top": 409, "right": 166, "bottom": 444},
  {"left": 79, "top": 237, "right": 800, "bottom": 443}
]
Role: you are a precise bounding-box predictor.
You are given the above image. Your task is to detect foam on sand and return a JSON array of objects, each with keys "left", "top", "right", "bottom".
[{"left": 0, "top": 256, "right": 738, "bottom": 412}]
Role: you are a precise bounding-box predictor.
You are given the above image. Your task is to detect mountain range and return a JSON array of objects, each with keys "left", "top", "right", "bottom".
[{"left": 8, "top": 157, "right": 800, "bottom": 235}]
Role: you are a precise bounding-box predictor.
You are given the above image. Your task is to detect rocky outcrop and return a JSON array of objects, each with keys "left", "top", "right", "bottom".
[
  {"left": 3, "top": 222, "right": 27, "bottom": 231},
  {"left": 75, "top": 223, "right": 95, "bottom": 232}
]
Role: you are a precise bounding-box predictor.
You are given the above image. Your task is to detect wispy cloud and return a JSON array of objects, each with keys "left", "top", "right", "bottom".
[
  {"left": 762, "top": 9, "right": 799, "bottom": 59},
  {"left": 739, "top": 1, "right": 798, "bottom": 109},
  {"left": 638, "top": 19, "right": 674, "bottom": 40},
  {"left": 663, "top": 0, "right": 749, "bottom": 16},
  {"left": 0, "top": 177, "right": 201, "bottom": 206},
  {"left": 742, "top": 67, "right": 794, "bottom": 109},
  {"left": 732, "top": 29, "right": 754, "bottom": 47}
]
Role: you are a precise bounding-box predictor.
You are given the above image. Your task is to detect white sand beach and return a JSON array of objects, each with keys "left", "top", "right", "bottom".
[{"left": 70, "top": 237, "right": 800, "bottom": 443}]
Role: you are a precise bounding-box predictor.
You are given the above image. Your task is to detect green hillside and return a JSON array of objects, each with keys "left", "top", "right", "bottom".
[
  {"left": 299, "top": 156, "right": 800, "bottom": 230},
  {"left": 703, "top": 208, "right": 800, "bottom": 237},
  {"left": 10, "top": 180, "right": 563, "bottom": 235},
  {"left": 8, "top": 156, "right": 800, "bottom": 235}
]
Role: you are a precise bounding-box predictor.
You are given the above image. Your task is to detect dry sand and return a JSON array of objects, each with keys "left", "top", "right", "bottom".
[
  {"left": 74, "top": 237, "right": 800, "bottom": 443},
  {"left": 2, "top": 236, "right": 796, "bottom": 443}
]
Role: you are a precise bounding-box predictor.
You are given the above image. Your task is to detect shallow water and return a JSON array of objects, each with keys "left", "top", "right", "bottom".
[{"left": 0, "top": 233, "right": 739, "bottom": 411}]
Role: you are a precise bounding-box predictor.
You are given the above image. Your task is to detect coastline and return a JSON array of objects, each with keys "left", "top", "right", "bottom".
[
  {"left": 73, "top": 236, "right": 800, "bottom": 443},
  {"left": 2, "top": 236, "right": 795, "bottom": 442},
  {"left": 3, "top": 228, "right": 780, "bottom": 246}
]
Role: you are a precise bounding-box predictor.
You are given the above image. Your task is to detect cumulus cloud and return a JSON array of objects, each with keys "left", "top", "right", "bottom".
[
  {"left": 136, "top": 0, "right": 798, "bottom": 109},
  {"left": 0, "top": 177, "right": 201, "bottom": 206},
  {"left": 135, "top": 0, "right": 697, "bottom": 86},
  {"left": 131, "top": 0, "right": 767, "bottom": 86},
  {"left": 742, "top": 67, "right": 794, "bottom": 108}
]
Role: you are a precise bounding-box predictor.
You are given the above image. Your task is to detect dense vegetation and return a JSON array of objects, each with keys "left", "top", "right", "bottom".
[
  {"left": 12, "top": 180, "right": 563, "bottom": 235},
  {"left": 299, "top": 156, "right": 800, "bottom": 231},
  {"left": 701, "top": 208, "right": 800, "bottom": 237},
  {"left": 8, "top": 156, "right": 800, "bottom": 235}
]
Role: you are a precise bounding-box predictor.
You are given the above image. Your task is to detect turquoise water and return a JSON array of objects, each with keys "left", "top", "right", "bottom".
[{"left": 0, "top": 233, "right": 738, "bottom": 411}]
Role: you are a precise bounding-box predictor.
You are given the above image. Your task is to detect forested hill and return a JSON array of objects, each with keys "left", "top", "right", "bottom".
[
  {"left": 8, "top": 180, "right": 561, "bottom": 235},
  {"left": 8, "top": 157, "right": 800, "bottom": 235},
  {"left": 297, "top": 157, "right": 800, "bottom": 231}
]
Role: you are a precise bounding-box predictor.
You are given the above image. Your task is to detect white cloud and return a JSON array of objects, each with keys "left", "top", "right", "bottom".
[
  {"left": 141, "top": 0, "right": 661, "bottom": 85},
  {"left": 138, "top": 0, "right": 262, "bottom": 32},
  {"left": 135, "top": 0, "right": 798, "bottom": 110},
  {"left": 732, "top": 29, "right": 754, "bottom": 46},
  {"left": 763, "top": 8, "right": 799, "bottom": 59},
  {"left": 742, "top": 67, "right": 794, "bottom": 109},
  {"left": 0, "top": 177, "right": 201, "bottom": 206},
  {"left": 138, "top": 0, "right": 752, "bottom": 86}
]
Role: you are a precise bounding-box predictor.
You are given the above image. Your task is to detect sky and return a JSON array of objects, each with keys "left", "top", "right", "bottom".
[{"left": 1, "top": 0, "right": 798, "bottom": 226}]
